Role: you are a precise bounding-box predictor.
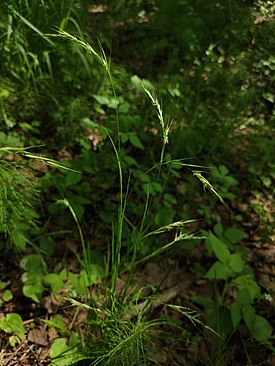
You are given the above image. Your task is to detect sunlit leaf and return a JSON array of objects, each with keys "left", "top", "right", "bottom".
[
  {"left": 206, "top": 261, "right": 233, "bottom": 280},
  {"left": 209, "top": 233, "right": 230, "bottom": 263}
]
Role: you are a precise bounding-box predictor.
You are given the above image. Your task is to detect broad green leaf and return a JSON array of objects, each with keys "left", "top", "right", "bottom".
[
  {"left": 44, "top": 273, "right": 64, "bottom": 294},
  {"left": 206, "top": 261, "right": 233, "bottom": 280},
  {"left": 43, "top": 315, "right": 68, "bottom": 334},
  {"left": 243, "top": 306, "right": 273, "bottom": 341},
  {"left": 168, "top": 86, "right": 181, "bottom": 97},
  {"left": 50, "top": 338, "right": 69, "bottom": 359},
  {"left": 214, "top": 223, "right": 223, "bottom": 237},
  {"left": 87, "top": 263, "right": 105, "bottom": 281},
  {"left": 23, "top": 283, "right": 43, "bottom": 303},
  {"left": 236, "top": 288, "right": 252, "bottom": 306},
  {"left": 219, "top": 165, "right": 229, "bottom": 175},
  {"left": 0, "top": 315, "right": 12, "bottom": 333},
  {"left": 20, "top": 254, "right": 47, "bottom": 274},
  {"left": 263, "top": 93, "right": 274, "bottom": 103},
  {"left": 121, "top": 133, "right": 129, "bottom": 143},
  {"left": 224, "top": 228, "right": 246, "bottom": 243},
  {"left": 65, "top": 172, "right": 81, "bottom": 187},
  {"left": 50, "top": 353, "right": 86, "bottom": 366},
  {"left": 3, "top": 289, "right": 13, "bottom": 302},
  {"left": 228, "top": 253, "right": 243, "bottom": 273},
  {"left": 251, "top": 315, "right": 273, "bottom": 342},
  {"left": 69, "top": 332, "right": 81, "bottom": 347},
  {"left": 0, "top": 89, "right": 9, "bottom": 98},
  {"left": 59, "top": 269, "right": 67, "bottom": 281},
  {"left": 131, "top": 74, "right": 143, "bottom": 90},
  {"left": 224, "top": 176, "right": 238, "bottom": 186},
  {"left": 0, "top": 281, "right": 7, "bottom": 290},
  {"left": 68, "top": 272, "right": 88, "bottom": 296},
  {"left": 136, "top": 172, "right": 151, "bottom": 183},
  {"left": 230, "top": 302, "right": 241, "bottom": 328},
  {"left": 129, "top": 134, "right": 144, "bottom": 149},
  {"left": 68, "top": 272, "right": 78, "bottom": 293},
  {"left": 261, "top": 176, "right": 271, "bottom": 188},
  {"left": 80, "top": 118, "right": 98, "bottom": 129},
  {"left": 131, "top": 75, "right": 154, "bottom": 92},
  {"left": 78, "top": 264, "right": 105, "bottom": 291},
  {"left": 93, "top": 95, "right": 118, "bottom": 109},
  {"left": 243, "top": 305, "right": 256, "bottom": 330},
  {"left": 209, "top": 233, "right": 230, "bottom": 263},
  {"left": 0, "top": 314, "right": 26, "bottom": 341},
  {"left": 123, "top": 155, "right": 137, "bottom": 166},
  {"left": 79, "top": 270, "right": 93, "bottom": 288},
  {"left": 233, "top": 276, "right": 260, "bottom": 301},
  {"left": 5, "top": 314, "right": 26, "bottom": 338},
  {"left": 151, "top": 182, "right": 163, "bottom": 193},
  {"left": 21, "top": 255, "right": 47, "bottom": 302},
  {"left": 50, "top": 337, "right": 84, "bottom": 366}
]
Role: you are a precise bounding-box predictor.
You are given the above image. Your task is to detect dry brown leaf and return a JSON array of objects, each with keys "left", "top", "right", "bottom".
[
  {"left": 47, "top": 327, "right": 58, "bottom": 342},
  {"left": 27, "top": 326, "right": 48, "bottom": 346}
]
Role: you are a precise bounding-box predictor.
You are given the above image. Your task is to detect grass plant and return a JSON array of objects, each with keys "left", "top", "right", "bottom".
[
  {"left": 0, "top": 2, "right": 274, "bottom": 364},
  {"left": 44, "top": 31, "right": 214, "bottom": 364}
]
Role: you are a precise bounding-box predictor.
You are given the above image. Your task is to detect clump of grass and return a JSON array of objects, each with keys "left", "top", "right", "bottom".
[
  {"left": 86, "top": 312, "right": 156, "bottom": 366},
  {"left": 58, "top": 292, "right": 195, "bottom": 366}
]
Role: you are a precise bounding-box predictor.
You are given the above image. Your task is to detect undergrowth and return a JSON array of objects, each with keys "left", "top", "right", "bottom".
[{"left": 0, "top": 1, "right": 274, "bottom": 365}]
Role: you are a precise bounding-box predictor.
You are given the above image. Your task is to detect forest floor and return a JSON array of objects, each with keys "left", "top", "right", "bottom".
[{"left": 0, "top": 183, "right": 274, "bottom": 366}]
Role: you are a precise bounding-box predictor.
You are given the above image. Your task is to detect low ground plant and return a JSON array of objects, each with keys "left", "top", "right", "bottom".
[{"left": 193, "top": 225, "right": 274, "bottom": 363}]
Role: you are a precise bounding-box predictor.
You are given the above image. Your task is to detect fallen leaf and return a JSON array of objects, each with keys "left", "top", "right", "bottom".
[{"left": 28, "top": 326, "right": 47, "bottom": 346}]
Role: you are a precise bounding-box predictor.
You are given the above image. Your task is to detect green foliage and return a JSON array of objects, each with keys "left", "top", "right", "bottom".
[
  {"left": 211, "top": 165, "right": 238, "bottom": 201},
  {"left": 0, "top": 281, "right": 13, "bottom": 307},
  {"left": 0, "top": 157, "right": 39, "bottom": 250},
  {"left": 205, "top": 229, "right": 246, "bottom": 279},
  {"left": 0, "top": 1, "right": 274, "bottom": 363},
  {"left": 20, "top": 249, "right": 106, "bottom": 302},
  {"left": 49, "top": 294, "right": 157, "bottom": 366},
  {"left": 86, "top": 315, "right": 153, "bottom": 366},
  {"left": 50, "top": 333, "right": 84, "bottom": 366},
  {"left": 21, "top": 254, "right": 48, "bottom": 302},
  {"left": 0, "top": 313, "right": 26, "bottom": 346},
  {"left": 0, "top": 0, "right": 105, "bottom": 146},
  {"left": 194, "top": 227, "right": 273, "bottom": 345}
]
